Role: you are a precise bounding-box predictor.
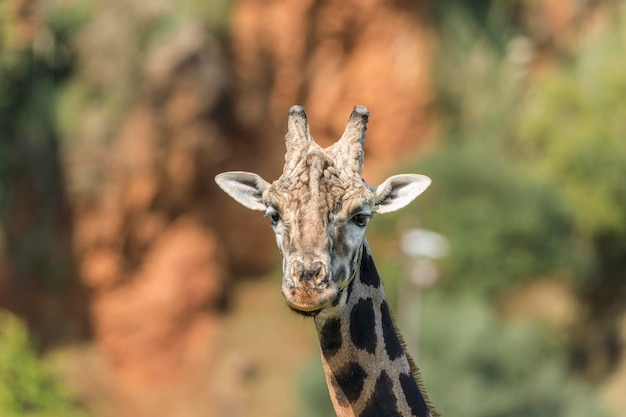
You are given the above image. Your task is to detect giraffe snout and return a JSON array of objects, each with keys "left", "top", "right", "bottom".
[
  {"left": 294, "top": 260, "right": 326, "bottom": 283},
  {"left": 282, "top": 258, "right": 336, "bottom": 315}
]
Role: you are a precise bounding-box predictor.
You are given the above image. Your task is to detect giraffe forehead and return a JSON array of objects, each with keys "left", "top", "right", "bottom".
[{"left": 269, "top": 151, "right": 373, "bottom": 215}]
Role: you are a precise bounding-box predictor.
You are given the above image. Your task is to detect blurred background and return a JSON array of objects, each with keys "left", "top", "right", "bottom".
[{"left": 1, "top": 0, "right": 626, "bottom": 416}]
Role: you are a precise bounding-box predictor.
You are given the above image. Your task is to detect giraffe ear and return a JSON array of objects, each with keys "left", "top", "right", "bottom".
[
  {"left": 373, "top": 174, "right": 431, "bottom": 214},
  {"left": 215, "top": 171, "right": 270, "bottom": 211}
]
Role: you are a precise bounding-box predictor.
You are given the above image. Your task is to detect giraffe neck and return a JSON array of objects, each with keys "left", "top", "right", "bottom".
[{"left": 313, "top": 241, "right": 434, "bottom": 417}]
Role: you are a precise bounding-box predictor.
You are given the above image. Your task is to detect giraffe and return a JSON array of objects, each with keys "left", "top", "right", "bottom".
[{"left": 215, "top": 105, "right": 437, "bottom": 417}]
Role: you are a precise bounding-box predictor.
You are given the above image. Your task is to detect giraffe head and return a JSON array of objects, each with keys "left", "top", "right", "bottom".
[{"left": 216, "top": 105, "right": 430, "bottom": 316}]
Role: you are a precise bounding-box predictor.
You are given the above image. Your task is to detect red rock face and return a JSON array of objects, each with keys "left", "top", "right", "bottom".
[
  {"left": 231, "top": 0, "right": 435, "bottom": 182},
  {"left": 65, "top": 44, "right": 257, "bottom": 412},
  {"left": 70, "top": 102, "right": 228, "bottom": 414},
  {"left": 91, "top": 218, "right": 224, "bottom": 380},
  {"left": 87, "top": 218, "right": 222, "bottom": 415},
  {"left": 60, "top": 23, "right": 261, "bottom": 414}
]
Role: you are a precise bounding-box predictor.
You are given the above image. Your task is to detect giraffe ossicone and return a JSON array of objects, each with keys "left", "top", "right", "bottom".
[{"left": 216, "top": 105, "right": 436, "bottom": 417}]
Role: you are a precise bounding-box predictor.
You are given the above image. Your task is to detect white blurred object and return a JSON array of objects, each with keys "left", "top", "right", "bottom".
[
  {"left": 401, "top": 228, "right": 449, "bottom": 260},
  {"left": 397, "top": 228, "right": 449, "bottom": 359}
]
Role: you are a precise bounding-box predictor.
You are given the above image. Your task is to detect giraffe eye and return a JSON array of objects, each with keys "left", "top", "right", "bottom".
[
  {"left": 265, "top": 207, "right": 281, "bottom": 226},
  {"left": 351, "top": 213, "right": 370, "bottom": 227}
]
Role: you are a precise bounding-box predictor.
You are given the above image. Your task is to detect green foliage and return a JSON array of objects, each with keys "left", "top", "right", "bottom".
[
  {"left": 0, "top": 312, "right": 87, "bottom": 417},
  {"left": 431, "top": 1, "right": 523, "bottom": 149},
  {"left": 380, "top": 1, "right": 589, "bottom": 297},
  {"left": 373, "top": 146, "right": 586, "bottom": 297},
  {"left": 180, "top": 0, "right": 234, "bottom": 34},
  {"left": 0, "top": 0, "right": 80, "bottom": 183},
  {"left": 413, "top": 295, "right": 609, "bottom": 417},
  {"left": 514, "top": 12, "right": 626, "bottom": 336},
  {"left": 0, "top": 1, "right": 82, "bottom": 290},
  {"left": 518, "top": 26, "right": 626, "bottom": 237}
]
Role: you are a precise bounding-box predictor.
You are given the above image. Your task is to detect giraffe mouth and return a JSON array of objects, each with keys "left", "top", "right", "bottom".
[
  {"left": 287, "top": 305, "right": 323, "bottom": 317},
  {"left": 281, "top": 280, "right": 339, "bottom": 316},
  {"left": 282, "top": 295, "right": 333, "bottom": 317}
]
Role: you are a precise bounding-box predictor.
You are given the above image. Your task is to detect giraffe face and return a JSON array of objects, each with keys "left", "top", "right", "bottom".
[
  {"left": 264, "top": 150, "right": 375, "bottom": 315},
  {"left": 215, "top": 105, "right": 431, "bottom": 316}
]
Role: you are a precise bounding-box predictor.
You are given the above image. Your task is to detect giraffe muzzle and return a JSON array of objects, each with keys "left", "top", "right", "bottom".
[{"left": 281, "top": 260, "right": 338, "bottom": 315}]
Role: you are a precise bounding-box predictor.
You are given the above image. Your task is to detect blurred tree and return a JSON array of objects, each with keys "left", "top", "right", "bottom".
[
  {"left": 0, "top": 0, "right": 90, "bottom": 343},
  {"left": 415, "top": 295, "right": 609, "bottom": 417},
  {"left": 431, "top": 0, "right": 524, "bottom": 151},
  {"left": 517, "top": 16, "right": 626, "bottom": 378},
  {"left": 372, "top": 146, "right": 585, "bottom": 298},
  {"left": 0, "top": 311, "right": 88, "bottom": 417}
]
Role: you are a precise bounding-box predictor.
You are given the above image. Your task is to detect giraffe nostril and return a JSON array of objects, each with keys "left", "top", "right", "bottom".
[
  {"left": 295, "top": 261, "right": 306, "bottom": 276},
  {"left": 294, "top": 260, "right": 325, "bottom": 283},
  {"left": 311, "top": 261, "right": 323, "bottom": 277}
]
